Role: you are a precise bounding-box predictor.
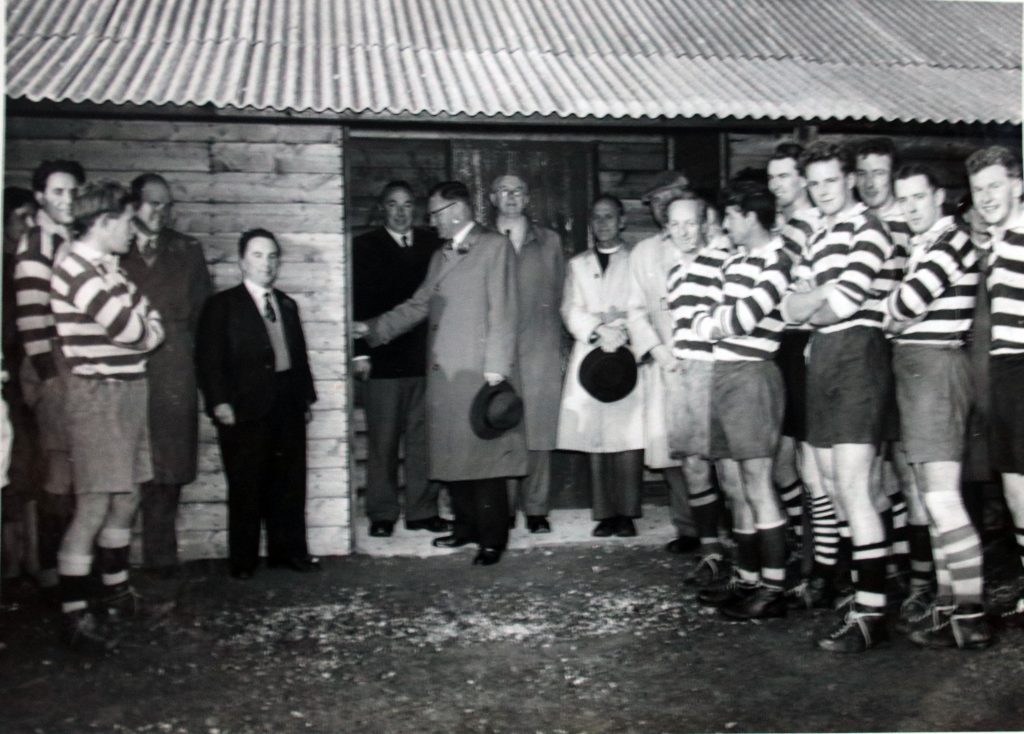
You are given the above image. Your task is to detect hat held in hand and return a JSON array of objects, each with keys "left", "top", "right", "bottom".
[
  {"left": 579, "top": 346, "right": 638, "bottom": 403},
  {"left": 470, "top": 380, "right": 524, "bottom": 439}
]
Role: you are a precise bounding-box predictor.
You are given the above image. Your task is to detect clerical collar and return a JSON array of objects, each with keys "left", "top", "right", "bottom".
[{"left": 595, "top": 243, "right": 621, "bottom": 255}]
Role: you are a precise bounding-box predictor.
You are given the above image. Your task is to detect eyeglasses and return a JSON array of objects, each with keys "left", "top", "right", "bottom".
[{"left": 428, "top": 201, "right": 457, "bottom": 217}]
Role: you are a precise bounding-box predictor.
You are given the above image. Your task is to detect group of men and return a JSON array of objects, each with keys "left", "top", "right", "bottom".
[
  {"left": 3, "top": 162, "right": 321, "bottom": 651},
  {"left": 352, "top": 138, "right": 1024, "bottom": 656}
]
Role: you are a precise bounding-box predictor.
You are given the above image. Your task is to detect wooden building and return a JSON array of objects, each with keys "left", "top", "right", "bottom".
[{"left": 4, "top": 0, "right": 1021, "bottom": 559}]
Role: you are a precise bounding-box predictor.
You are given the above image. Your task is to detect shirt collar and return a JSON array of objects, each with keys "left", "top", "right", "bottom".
[
  {"left": 451, "top": 222, "right": 475, "bottom": 248},
  {"left": 990, "top": 209, "right": 1024, "bottom": 242},
  {"left": 70, "top": 239, "right": 117, "bottom": 268},
  {"left": 36, "top": 208, "right": 70, "bottom": 240},
  {"left": 910, "top": 216, "right": 955, "bottom": 249},
  {"left": 244, "top": 278, "right": 273, "bottom": 304},
  {"left": 385, "top": 227, "right": 412, "bottom": 246}
]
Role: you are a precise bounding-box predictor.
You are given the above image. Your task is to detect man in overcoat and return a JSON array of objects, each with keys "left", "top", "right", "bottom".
[
  {"left": 627, "top": 172, "right": 699, "bottom": 553},
  {"left": 121, "top": 173, "right": 212, "bottom": 576},
  {"left": 354, "top": 181, "right": 527, "bottom": 566},
  {"left": 490, "top": 174, "right": 564, "bottom": 534},
  {"left": 196, "top": 229, "right": 318, "bottom": 579}
]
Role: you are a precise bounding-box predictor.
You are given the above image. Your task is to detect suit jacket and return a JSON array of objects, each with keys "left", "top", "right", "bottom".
[
  {"left": 196, "top": 283, "right": 316, "bottom": 424},
  {"left": 352, "top": 226, "right": 441, "bottom": 378},
  {"left": 122, "top": 228, "right": 212, "bottom": 483},
  {"left": 513, "top": 222, "right": 565, "bottom": 450},
  {"left": 366, "top": 223, "right": 527, "bottom": 481}
]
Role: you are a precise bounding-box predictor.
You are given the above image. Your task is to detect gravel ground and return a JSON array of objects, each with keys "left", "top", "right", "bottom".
[{"left": 2, "top": 544, "right": 1023, "bottom": 734}]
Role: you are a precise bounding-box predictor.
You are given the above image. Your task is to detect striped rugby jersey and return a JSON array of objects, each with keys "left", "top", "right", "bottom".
[
  {"left": 886, "top": 216, "right": 977, "bottom": 346},
  {"left": 50, "top": 242, "right": 162, "bottom": 378},
  {"left": 779, "top": 206, "right": 822, "bottom": 265},
  {"left": 13, "top": 209, "right": 70, "bottom": 380},
  {"left": 667, "top": 246, "right": 729, "bottom": 361},
  {"left": 873, "top": 200, "right": 911, "bottom": 334},
  {"left": 985, "top": 210, "right": 1024, "bottom": 356},
  {"left": 691, "top": 237, "right": 795, "bottom": 361},
  {"left": 795, "top": 202, "right": 895, "bottom": 333}
]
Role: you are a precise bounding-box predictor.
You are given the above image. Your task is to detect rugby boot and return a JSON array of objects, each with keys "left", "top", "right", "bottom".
[
  {"left": 998, "top": 594, "right": 1024, "bottom": 629},
  {"left": 698, "top": 576, "right": 756, "bottom": 607},
  {"left": 816, "top": 607, "right": 889, "bottom": 653},
  {"left": 910, "top": 604, "right": 993, "bottom": 650},
  {"left": 894, "top": 587, "right": 935, "bottom": 634},
  {"left": 100, "top": 583, "right": 175, "bottom": 621},
  {"left": 786, "top": 575, "right": 836, "bottom": 611},
  {"left": 721, "top": 584, "right": 788, "bottom": 620},
  {"left": 61, "top": 609, "right": 117, "bottom": 653},
  {"left": 684, "top": 553, "right": 730, "bottom": 588}
]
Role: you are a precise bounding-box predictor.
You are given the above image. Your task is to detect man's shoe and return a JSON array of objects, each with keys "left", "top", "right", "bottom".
[
  {"left": 816, "top": 608, "right": 889, "bottom": 653},
  {"left": 698, "top": 577, "right": 756, "bottom": 607},
  {"left": 473, "top": 547, "right": 502, "bottom": 566},
  {"left": 526, "top": 516, "right": 551, "bottom": 534},
  {"left": 405, "top": 516, "right": 453, "bottom": 533},
  {"left": 665, "top": 536, "right": 700, "bottom": 555},
  {"left": 909, "top": 605, "right": 993, "bottom": 649},
  {"left": 684, "top": 553, "right": 729, "bottom": 588},
  {"left": 998, "top": 594, "right": 1024, "bottom": 628},
  {"left": 592, "top": 519, "right": 618, "bottom": 537},
  {"left": 432, "top": 535, "right": 475, "bottom": 549},
  {"left": 230, "top": 566, "right": 254, "bottom": 580},
  {"left": 61, "top": 610, "right": 117, "bottom": 653},
  {"left": 721, "top": 585, "right": 788, "bottom": 620},
  {"left": 267, "top": 556, "right": 321, "bottom": 572},
  {"left": 786, "top": 575, "right": 836, "bottom": 611},
  {"left": 100, "top": 583, "right": 143, "bottom": 620},
  {"left": 615, "top": 518, "right": 637, "bottom": 537},
  {"left": 369, "top": 521, "right": 394, "bottom": 538}
]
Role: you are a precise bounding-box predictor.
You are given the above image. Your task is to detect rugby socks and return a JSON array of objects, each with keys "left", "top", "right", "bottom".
[
  {"left": 690, "top": 484, "right": 724, "bottom": 555},
  {"left": 923, "top": 490, "right": 984, "bottom": 607},
  {"left": 928, "top": 524, "right": 954, "bottom": 606},
  {"left": 908, "top": 523, "right": 935, "bottom": 593},
  {"left": 889, "top": 492, "right": 910, "bottom": 575},
  {"left": 852, "top": 539, "right": 889, "bottom": 613},
  {"left": 1016, "top": 525, "right": 1024, "bottom": 573},
  {"left": 810, "top": 494, "right": 840, "bottom": 572},
  {"left": 733, "top": 528, "right": 760, "bottom": 587},
  {"left": 96, "top": 528, "right": 132, "bottom": 590},
  {"left": 776, "top": 480, "right": 805, "bottom": 540},
  {"left": 57, "top": 552, "right": 93, "bottom": 614},
  {"left": 757, "top": 519, "right": 788, "bottom": 591}
]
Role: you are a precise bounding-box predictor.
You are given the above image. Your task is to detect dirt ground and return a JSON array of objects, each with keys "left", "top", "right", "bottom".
[{"left": 2, "top": 543, "right": 1023, "bottom": 734}]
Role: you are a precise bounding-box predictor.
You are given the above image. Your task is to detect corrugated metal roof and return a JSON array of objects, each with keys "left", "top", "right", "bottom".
[{"left": 6, "top": 0, "right": 1022, "bottom": 124}]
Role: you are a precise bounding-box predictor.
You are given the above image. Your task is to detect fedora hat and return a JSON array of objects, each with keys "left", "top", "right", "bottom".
[
  {"left": 470, "top": 380, "right": 524, "bottom": 439},
  {"left": 579, "top": 346, "right": 638, "bottom": 403},
  {"left": 640, "top": 171, "right": 690, "bottom": 204}
]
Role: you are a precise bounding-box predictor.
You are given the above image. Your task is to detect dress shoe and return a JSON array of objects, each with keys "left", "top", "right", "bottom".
[
  {"left": 665, "top": 536, "right": 700, "bottom": 554},
  {"left": 432, "top": 534, "right": 475, "bottom": 548},
  {"left": 615, "top": 517, "right": 637, "bottom": 537},
  {"left": 269, "top": 556, "right": 322, "bottom": 573},
  {"left": 473, "top": 547, "right": 502, "bottom": 566},
  {"left": 526, "top": 515, "right": 551, "bottom": 534},
  {"left": 405, "top": 516, "right": 453, "bottom": 533},
  {"left": 369, "top": 520, "right": 394, "bottom": 537},
  {"left": 230, "top": 567, "right": 254, "bottom": 580},
  {"left": 592, "top": 518, "right": 618, "bottom": 537}
]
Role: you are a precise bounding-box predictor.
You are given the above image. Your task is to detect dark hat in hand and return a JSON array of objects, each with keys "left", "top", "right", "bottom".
[
  {"left": 470, "top": 380, "right": 524, "bottom": 439},
  {"left": 579, "top": 346, "right": 638, "bottom": 403},
  {"left": 640, "top": 171, "right": 690, "bottom": 204}
]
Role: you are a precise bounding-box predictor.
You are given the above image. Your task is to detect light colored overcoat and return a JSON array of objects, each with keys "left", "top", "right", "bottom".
[
  {"left": 627, "top": 233, "right": 683, "bottom": 469},
  {"left": 366, "top": 224, "right": 528, "bottom": 481},
  {"left": 556, "top": 246, "right": 644, "bottom": 453},
  {"left": 514, "top": 223, "right": 565, "bottom": 450}
]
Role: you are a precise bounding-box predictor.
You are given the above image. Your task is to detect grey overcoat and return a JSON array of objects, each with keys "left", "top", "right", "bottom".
[{"left": 366, "top": 223, "right": 528, "bottom": 481}]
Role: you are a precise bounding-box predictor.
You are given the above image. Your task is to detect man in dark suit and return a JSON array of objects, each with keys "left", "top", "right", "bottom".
[
  {"left": 353, "top": 180, "right": 450, "bottom": 538},
  {"left": 121, "top": 173, "right": 212, "bottom": 577},
  {"left": 196, "top": 228, "right": 318, "bottom": 579}
]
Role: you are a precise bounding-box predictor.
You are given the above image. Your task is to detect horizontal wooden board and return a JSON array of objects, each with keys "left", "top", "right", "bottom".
[
  {"left": 4, "top": 139, "right": 212, "bottom": 173},
  {"left": 6, "top": 117, "right": 342, "bottom": 144},
  {"left": 598, "top": 142, "right": 667, "bottom": 172},
  {"left": 209, "top": 142, "right": 341, "bottom": 174}
]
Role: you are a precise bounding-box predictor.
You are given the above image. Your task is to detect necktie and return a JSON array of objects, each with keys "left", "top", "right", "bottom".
[
  {"left": 263, "top": 292, "right": 277, "bottom": 323},
  {"left": 401, "top": 234, "right": 409, "bottom": 248}
]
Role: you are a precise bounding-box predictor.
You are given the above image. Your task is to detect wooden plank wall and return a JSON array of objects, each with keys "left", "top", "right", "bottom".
[{"left": 3, "top": 117, "right": 351, "bottom": 560}]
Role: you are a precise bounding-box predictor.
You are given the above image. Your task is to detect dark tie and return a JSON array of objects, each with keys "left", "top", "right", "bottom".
[
  {"left": 263, "top": 292, "right": 276, "bottom": 323},
  {"left": 401, "top": 234, "right": 409, "bottom": 248}
]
